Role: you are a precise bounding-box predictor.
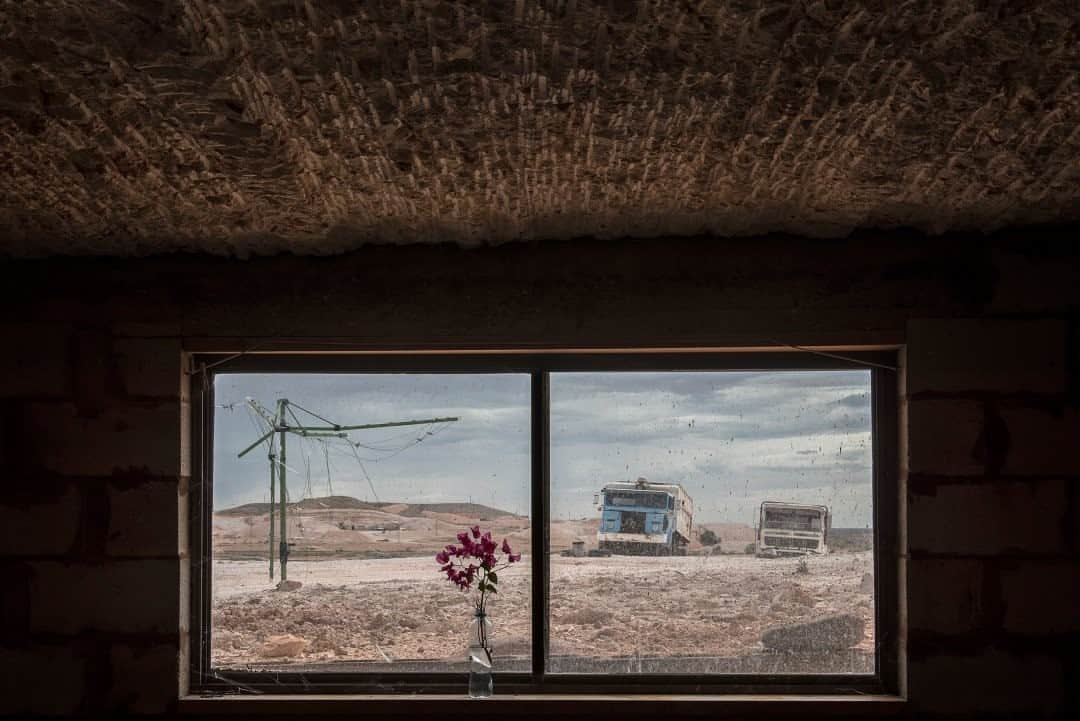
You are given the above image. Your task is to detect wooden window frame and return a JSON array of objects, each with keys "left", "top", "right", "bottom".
[{"left": 187, "top": 350, "right": 900, "bottom": 700}]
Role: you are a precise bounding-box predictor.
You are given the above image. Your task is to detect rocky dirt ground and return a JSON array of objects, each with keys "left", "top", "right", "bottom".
[{"left": 211, "top": 551, "right": 875, "bottom": 674}]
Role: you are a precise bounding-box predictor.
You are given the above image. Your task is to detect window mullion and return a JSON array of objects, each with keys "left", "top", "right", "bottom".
[{"left": 531, "top": 370, "right": 550, "bottom": 683}]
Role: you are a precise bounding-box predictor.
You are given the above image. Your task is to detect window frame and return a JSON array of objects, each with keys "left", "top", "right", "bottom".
[{"left": 188, "top": 350, "right": 899, "bottom": 697}]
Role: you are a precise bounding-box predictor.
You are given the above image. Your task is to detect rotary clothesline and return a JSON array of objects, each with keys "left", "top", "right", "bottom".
[{"left": 224, "top": 396, "right": 458, "bottom": 582}]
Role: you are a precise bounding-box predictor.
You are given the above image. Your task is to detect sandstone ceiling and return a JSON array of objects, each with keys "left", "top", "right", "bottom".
[{"left": 1, "top": 1, "right": 1078, "bottom": 257}]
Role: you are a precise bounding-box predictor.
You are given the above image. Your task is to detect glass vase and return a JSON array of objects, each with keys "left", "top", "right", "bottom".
[{"left": 467, "top": 610, "right": 493, "bottom": 698}]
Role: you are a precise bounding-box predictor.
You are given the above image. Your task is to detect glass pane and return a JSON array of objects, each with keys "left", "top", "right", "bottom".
[
  {"left": 549, "top": 371, "right": 874, "bottom": 674},
  {"left": 211, "top": 373, "right": 532, "bottom": 672}
]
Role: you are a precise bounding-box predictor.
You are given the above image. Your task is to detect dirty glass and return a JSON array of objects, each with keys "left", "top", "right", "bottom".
[
  {"left": 548, "top": 371, "right": 875, "bottom": 675},
  {"left": 605, "top": 491, "right": 670, "bottom": 508},
  {"left": 210, "top": 373, "right": 532, "bottom": 673}
]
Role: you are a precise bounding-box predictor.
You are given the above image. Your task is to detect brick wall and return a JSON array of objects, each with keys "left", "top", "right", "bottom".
[{"left": 0, "top": 232, "right": 1076, "bottom": 718}]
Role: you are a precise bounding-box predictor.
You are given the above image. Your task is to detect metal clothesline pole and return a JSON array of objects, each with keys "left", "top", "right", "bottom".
[{"left": 237, "top": 398, "right": 458, "bottom": 582}]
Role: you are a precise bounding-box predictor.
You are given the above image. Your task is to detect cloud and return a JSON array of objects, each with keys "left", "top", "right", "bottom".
[
  {"left": 213, "top": 369, "right": 875, "bottom": 527},
  {"left": 837, "top": 392, "right": 871, "bottom": 408}
]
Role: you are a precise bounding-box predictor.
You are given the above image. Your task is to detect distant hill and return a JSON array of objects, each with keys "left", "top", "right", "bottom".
[
  {"left": 217, "top": 495, "right": 378, "bottom": 515},
  {"left": 829, "top": 527, "right": 874, "bottom": 552},
  {"left": 394, "top": 502, "right": 517, "bottom": 519},
  {"left": 217, "top": 495, "right": 520, "bottom": 519}
]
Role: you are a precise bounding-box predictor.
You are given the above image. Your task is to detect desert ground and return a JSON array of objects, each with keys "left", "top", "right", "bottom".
[{"left": 211, "top": 499, "right": 874, "bottom": 675}]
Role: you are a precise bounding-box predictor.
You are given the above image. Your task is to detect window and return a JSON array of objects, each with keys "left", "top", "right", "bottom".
[
  {"left": 207, "top": 372, "right": 532, "bottom": 674},
  {"left": 189, "top": 352, "right": 898, "bottom": 696}
]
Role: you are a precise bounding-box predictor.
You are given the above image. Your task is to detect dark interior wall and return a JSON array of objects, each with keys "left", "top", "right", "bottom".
[{"left": 0, "top": 231, "right": 1077, "bottom": 718}]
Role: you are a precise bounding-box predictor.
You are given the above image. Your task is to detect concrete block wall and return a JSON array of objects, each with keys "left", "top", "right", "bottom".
[
  {"left": 0, "top": 232, "right": 1077, "bottom": 718},
  {"left": 0, "top": 327, "right": 186, "bottom": 716},
  {"left": 904, "top": 318, "right": 1079, "bottom": 717}
]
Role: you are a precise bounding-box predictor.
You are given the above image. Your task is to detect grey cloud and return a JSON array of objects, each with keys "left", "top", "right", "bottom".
[
  {"left": 214, "top": 369, "right": 874, "bottom": 527},
  {"left": 837, "top": 392, "right": 871, "bottom": 408}
]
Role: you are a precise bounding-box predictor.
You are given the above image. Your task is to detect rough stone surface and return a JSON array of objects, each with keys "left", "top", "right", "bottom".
[
  {"left": 108, "top": 643, "right": 178, "bottom": 714},
  {"left": 989, "top": 246, "right": 1080, "bottom": 314},
  {"left": 0, "top": 323, "right": 72, "bottom": 397},
  {"left": 1001, "top": 406, "right": 1080, "bottom": 476},
  {"left": 907, "top": 318, "right": 1067, "bottom": 395},
  {"left": 112, "top": 338, "right": 182, "bottom": 398},
  {"left": 1, "top": 1, "right": 1079, "bottom": 256},
  {"left": 908, "top": 648, "right": 1065, "bottom": 716},
  {"left": 907, "top": 399, "right": 985, "bottom": 476},
  {"left": 28, "top": 559, "right": 179, "bottom": 634},
  {"left": 0, "top": 484, "right": 81, "bottom": 556},
  {"left": 0, "top": 644, "right": 86, "bottom": 716},
  {"left": 106, "top": 481, "right": 180, "bottom": 557},
  {"left": 21, "top": 402, "right": 182, "bottom": 476},
  {"left": 760, "top": 614, "right": 863, "bottom": 652},
  {"left": 906, "top": 559, "right": 985, "bottom": 635},
  {"left": 1001, "top": 561, "right": 1080, "bottom": 634},
  {"left": 909, "top": 480, "right": 1070, "bottom": 555}
]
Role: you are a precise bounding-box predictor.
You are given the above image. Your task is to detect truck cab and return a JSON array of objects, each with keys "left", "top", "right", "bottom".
[
  {"left": 596, "top": 477, "right": 693, "bottom": 555},
  {"left": 755, "top": 501, "right": 830, "bottom": 557}
]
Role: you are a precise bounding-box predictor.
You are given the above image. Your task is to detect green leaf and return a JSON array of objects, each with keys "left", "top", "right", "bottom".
[
  {"left": 487, "top": 571, "right": 498, "bottom": 583},
  {"left": 487, "top": 585, "right": 497, "bottom": 594}
]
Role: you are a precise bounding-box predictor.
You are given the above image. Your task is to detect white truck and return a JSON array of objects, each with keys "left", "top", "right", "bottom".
[{"left": 755, "top": 501, "right": 830, "bottom": 557}]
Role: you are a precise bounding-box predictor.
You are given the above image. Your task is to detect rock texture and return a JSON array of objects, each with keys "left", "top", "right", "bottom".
[
  {"left": 761, "top": 613, "right": 865, "bottom": 651},
  {"left": 1, "top": 0, "right": 1078, "bottom": 257}
]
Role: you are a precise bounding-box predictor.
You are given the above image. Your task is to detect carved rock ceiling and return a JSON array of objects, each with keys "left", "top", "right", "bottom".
[{"left": 1, "top": 1, "right": 1078, "bottom": 257}]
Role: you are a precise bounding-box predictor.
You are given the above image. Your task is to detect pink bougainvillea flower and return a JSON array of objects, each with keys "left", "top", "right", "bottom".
[{"left": 438, "top": 526, "right": 520, "bottom": 604}]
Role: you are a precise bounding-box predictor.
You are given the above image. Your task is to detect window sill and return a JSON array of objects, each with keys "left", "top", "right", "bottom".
[{"left": 180, "top": 693, "right": 905, "bottom": 718}]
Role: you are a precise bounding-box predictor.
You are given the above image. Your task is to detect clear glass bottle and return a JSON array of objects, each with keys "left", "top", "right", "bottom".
[{"left": 467, "top": 610, "right": 493, "bottom": 698}]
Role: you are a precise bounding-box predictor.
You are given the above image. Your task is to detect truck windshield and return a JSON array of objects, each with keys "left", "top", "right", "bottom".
[
  {"left": 763, "top": 508, "right": 823, "bottom": 531},
  {"left": 605, "top": 491, "right": 669, "bottom": 508}
]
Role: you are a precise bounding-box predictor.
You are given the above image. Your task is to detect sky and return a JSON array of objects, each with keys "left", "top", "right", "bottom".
[{"left": 213, "top": 369, "right": 873, "bottom": 528}]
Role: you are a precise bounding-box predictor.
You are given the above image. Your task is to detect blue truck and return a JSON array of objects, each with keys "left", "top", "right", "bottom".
[{"left": 595, "top": 477, "right": 694, "bottom": 555}]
